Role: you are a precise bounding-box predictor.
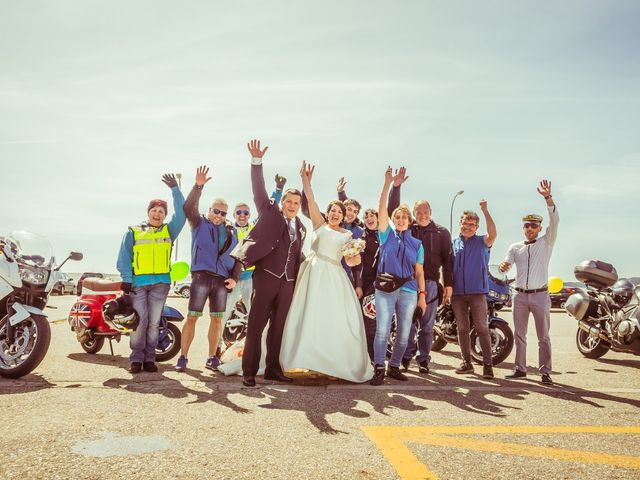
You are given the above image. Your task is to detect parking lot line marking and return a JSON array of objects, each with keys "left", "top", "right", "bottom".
[{"left": 362, "top": 426, "right": 640, "bottom": 480}]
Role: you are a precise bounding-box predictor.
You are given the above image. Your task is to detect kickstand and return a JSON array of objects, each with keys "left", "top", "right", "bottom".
[{"left": 108, "top": 337, "right": 115, "bottom": 357}]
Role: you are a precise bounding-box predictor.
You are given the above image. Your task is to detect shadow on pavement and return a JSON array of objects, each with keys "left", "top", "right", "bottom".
[{"left": 0, "top": 373, "right": 56, "bottom": 395}]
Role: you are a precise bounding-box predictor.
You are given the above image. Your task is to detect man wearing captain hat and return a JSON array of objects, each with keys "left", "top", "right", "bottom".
[{"left": 500, "top": 180, "right": 559, "bottom": 385}]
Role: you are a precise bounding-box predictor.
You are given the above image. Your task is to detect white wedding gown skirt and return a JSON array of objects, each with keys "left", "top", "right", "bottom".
[{"left": 280, "top": 225, "right": 373, "bottom": 383}]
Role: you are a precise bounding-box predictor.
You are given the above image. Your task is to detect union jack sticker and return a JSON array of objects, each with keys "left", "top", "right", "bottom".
[{"left": 68, "top": 303, "right": 92, "bottom": 328}]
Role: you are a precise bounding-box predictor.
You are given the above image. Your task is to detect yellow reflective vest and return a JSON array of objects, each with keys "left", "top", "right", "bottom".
[
  {"left": 130, "top": 224, "right": 172, "bottom": 275},
  {"left": 236, "top": 223, "right": 256, "bottom": 273}
]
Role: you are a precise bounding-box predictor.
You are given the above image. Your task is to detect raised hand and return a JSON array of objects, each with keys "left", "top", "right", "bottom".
[
  {"left": 337, "top": 177, "right": 347, "bottom": 193},
  {"left": 392, "top": 167, "right": 409, "bottom": 187},
  {"left": 275, "top": 173, "right": 287, "bottom": 189},
  {"left": 479, "top": 199, "right": 488, "bottom": 211},
  {"left": 537, "top": 179, "right": 552, "bottom": 197},
  {"left": 195, "top": 165, "right": 212, "bottom": 187},
  {"left": 247, "top": 139, "right": 268, "bottom": 158},
  {"left": 161, "top": 173, "right": 178, "bottom": 189},
  {"left": 384, "top": 166, "right": 394, "bottom": 186},
  {"left": 299, "top": 160, "right": 315, "bottom": 184}
]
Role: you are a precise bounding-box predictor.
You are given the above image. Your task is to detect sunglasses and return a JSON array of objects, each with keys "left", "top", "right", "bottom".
[
  {"left": 235, "top": 209, "right": 250, "bottom": 216},
  {"left": 523, "top": 222, "right": 540, "bottom": 229},
  {"left": 211, "top": 208, "right": 227, "bottom": 217}
]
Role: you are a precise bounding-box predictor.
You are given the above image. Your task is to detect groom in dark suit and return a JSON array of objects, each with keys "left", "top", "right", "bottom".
[{"left": 231, "top": 139, "right": 307, "bottom": 387}]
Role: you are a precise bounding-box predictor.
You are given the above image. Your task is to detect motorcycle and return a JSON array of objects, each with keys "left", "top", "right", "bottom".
[
  {"left": 566, "top": 260, "right": 640, "bottom": 358},
  {"left": 67, "top": 278, "right": 183, "bottom": 361},
  {"left": 0, "top": 231, "right": 82, "bottom": 378},
  {"left": 430, "top": 265, "right": 515, "bottom": 366}
]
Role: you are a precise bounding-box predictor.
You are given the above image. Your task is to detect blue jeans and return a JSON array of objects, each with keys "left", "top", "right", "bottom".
[
  {"left": 373, "top": 288, "right": 417, "bottom": 367},
  {"left": 130, "top": 283, "right": 171, "bottom": 363},
  {"left": 403, "top": 279, "right": 439, "bottom": 364}
]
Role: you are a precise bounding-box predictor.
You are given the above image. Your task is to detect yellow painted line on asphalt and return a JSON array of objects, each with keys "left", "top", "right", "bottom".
[{"left": 362, "top": 426, "right": 640, "bottom": 480}]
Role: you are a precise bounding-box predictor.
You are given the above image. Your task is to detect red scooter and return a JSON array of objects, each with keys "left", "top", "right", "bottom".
[{"left": 67, "top": 278, "right": 183, "bottom": 361}]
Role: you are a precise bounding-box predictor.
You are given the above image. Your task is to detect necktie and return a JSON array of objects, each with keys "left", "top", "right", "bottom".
[{"left": 288, "top": 218, "right": 297, "bottom": 242}]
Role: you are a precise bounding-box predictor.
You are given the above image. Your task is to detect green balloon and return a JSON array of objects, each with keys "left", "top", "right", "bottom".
[{"left": 170, "top": 261, "right": 190, "bottom": 282}]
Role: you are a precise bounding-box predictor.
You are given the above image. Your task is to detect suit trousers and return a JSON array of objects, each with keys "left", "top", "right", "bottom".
[
  {"left": 242, "top": 268, "right": 296, "bottom": 376},
  {"left": 513, "top": 291, "right": 552, "bottom": 374}
]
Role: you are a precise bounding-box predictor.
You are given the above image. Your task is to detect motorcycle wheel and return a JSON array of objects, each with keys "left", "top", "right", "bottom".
[
  {"left": 80, "top": 336, "right": 105, "bottom": 354},
  {"left": 385, "top": 316, "right": 397, "bottom": 359},
  {"left": 156, "top": 322, "right": 181, "bottom": 362},
  {"left": 431, "top": 334, "right": 447, "bottom": 352},
  {"left": 470, "top": 321, "right": 514, "bottom": 366},
  {"left": 576, "top": 329, "right": 610, "bottom": 359},
  {"left": 0, "top": 314, "right": 51, "bottom": 379}
]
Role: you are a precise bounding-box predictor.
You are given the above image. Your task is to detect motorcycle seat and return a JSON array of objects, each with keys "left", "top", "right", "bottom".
[{"left": 82, "top": 278, "right": 123, "bottom": 292}]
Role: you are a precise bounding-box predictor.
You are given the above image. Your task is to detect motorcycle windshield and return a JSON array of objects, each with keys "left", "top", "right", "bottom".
[
  {"left": 488, "top": 264, "right": 512, "bottom": 286},
  {"left": 4, "top": 231, "right": 54, "bottom": 267}
]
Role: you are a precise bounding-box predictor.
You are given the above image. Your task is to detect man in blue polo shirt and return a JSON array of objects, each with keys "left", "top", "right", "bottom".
[{"left": 451, "top": 200, "right": 497, "bottom": 379}]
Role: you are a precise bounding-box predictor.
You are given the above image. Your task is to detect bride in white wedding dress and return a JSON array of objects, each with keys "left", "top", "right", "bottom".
[{"left": 280, "top": 161, "right": 373, "bottom": 383}]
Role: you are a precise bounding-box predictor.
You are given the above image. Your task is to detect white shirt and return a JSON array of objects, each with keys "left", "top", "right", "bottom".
[{"left": 504, "top": 205, "right": 559, "bottom": 290}]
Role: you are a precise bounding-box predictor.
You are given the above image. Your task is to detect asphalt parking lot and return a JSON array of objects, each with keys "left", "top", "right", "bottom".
[{"left": 1, "top": 295, "right": 639, "bottom": 480}]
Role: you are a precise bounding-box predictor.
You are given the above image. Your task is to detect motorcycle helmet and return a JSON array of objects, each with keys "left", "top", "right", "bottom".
[
  {"left": 362, "top": 293, "right": 376, "bottom": 319},
  {"left": 102, "top": 294, "right": 139, "bottom": 331},
  {"left": 611, "top": 279, "right": 635, "bottom": 308}
]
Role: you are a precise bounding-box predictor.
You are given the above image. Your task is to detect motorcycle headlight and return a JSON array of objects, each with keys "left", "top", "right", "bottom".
[
  {"left": 19, "top": 265, "right": 49, "bottom": 286},
  {"left": 488, "top": 289, "right": 499, "bottom": 298},
  {"left": 501, "top": 293, "right": 509, "bottom": 301}
]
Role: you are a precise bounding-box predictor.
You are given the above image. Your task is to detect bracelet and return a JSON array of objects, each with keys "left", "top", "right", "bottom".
[
  {"left": 544, "top": 195, "right": 552, "bottom": 200},
  {"left": 418, "top": 291, "right": 426, "bottom": 296},
  {"left": 194, "top": 184, "right": 203, "bottom": 190},
  {"left": 251, "top": 157, "right": 263, "bottom": 166}
]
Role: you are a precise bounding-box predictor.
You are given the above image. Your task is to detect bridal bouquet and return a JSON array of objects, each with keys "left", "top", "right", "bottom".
[{"left": 341, "top": 238, "right": 366, "bottom": 257}]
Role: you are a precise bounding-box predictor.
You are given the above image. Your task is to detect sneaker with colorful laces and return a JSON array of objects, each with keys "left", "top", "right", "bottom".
[
  {"left": 175, "top": 355, "right": 188, "bottom": 372},
  {"left": 205, "top": 355, "right": 221, "bottom": 371}
]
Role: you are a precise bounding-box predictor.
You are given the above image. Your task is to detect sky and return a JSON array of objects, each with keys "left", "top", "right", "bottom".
[{"left": 1, "top": 1, "right": 639, "bottom": 282}]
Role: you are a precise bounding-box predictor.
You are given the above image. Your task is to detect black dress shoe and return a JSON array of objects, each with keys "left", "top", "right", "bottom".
[
  {"left": 264, "top": 371, "right": 293, "bottom": 383},
  {"left": 242, "top": 375, "right": 256, "bottom": 387},
  {"left": 541, "top": 374, "right": 553, "bottom": 385},
  {"left": 401, "top": 358, "right": 411, "bottom": 371},
  {"left": 386, "top": 366, "right": 408, "bottom": 381},
  {"left": 418, "top": 360, "right": 430, "bottom": 374},
  {"left": 143, "top": 362, "right": 158, "bottom": 373},
  {"left": 128, "top": 362, "right": 142, "bottom": 374},
  {"left": 505, "top": 370, "right": 527, "bottom": 379}
]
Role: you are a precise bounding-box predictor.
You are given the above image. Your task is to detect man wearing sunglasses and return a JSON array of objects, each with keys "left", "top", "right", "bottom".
[
  {"left": 231, "top": 139, "right": 306, "bottom": 387},
  {"left": 500, "top": 179, "right": 559, "bottom": 385},
  {"left": 174, "top": 166, "right": 241, "bottom": 374}
]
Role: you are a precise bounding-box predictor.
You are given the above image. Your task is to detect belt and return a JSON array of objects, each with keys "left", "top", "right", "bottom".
[{"left": 515, "top": 286, "right": 548, "bottom": 294}]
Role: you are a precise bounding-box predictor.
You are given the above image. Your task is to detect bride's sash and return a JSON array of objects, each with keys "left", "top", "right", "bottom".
[{"left": 308, "top": 251, "right": 341, "bottom": 266}]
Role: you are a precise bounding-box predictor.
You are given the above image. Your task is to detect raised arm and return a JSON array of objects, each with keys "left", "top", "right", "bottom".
[
  {"left": 337, "top": 177, "right": 348, "bottom": 202},
  {"left": 300, "top": 161, "right": 325, "bottom": 229},
  {"left": 388, "top": 167, "right": 408, "bottom": 216},
  {"left": 247, "top": 139, "right": 270, "bottom": 215},
  {"left": 537, "top": 179, "right": 559, "bottom": 246},
  {"left": 480, "top": 199, "right": 497, "bottom": 247},
  {"left": 378, "top": 167, "right": 394, "bottom": 232},
  {"left": 161, "top": 174, "right": 186, "bottom": 239},
  {"left": 183, "top": 166, "right": 211, "bottom": 229}
]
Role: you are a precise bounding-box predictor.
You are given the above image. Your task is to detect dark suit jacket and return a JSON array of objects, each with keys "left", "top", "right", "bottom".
[{"left": 231, "top": 164, "right": 306, "bottom": 274}]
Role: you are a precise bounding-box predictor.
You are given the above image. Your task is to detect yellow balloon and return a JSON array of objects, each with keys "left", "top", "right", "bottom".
[{"left": 548, "top": 276, "right": 563, "bottom": 294}]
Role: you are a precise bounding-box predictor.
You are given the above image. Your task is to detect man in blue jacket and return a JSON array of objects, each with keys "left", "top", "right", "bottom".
[
  {"left": 451, "top": 200, "right": 497, "bottom": 379},
  {"left": 117, "top": 174, "right": 186, "bottom": 374},
  {"left": 175, "top": 166, "right": 241, "bottom": 373}
]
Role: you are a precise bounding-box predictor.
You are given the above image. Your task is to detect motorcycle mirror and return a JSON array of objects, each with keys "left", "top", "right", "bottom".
[{"left": 70, "top": 252, "right": 83, "bottom": 261}]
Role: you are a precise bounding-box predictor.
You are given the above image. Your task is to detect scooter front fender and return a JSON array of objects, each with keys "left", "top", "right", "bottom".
[{"left": 489, "top": 315, "right": 509, "bottom": 327}]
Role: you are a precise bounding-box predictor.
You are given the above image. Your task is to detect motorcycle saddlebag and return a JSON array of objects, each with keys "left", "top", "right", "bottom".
[{"left": 574, "top": 260, "right": 618, "bottom": 287}]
